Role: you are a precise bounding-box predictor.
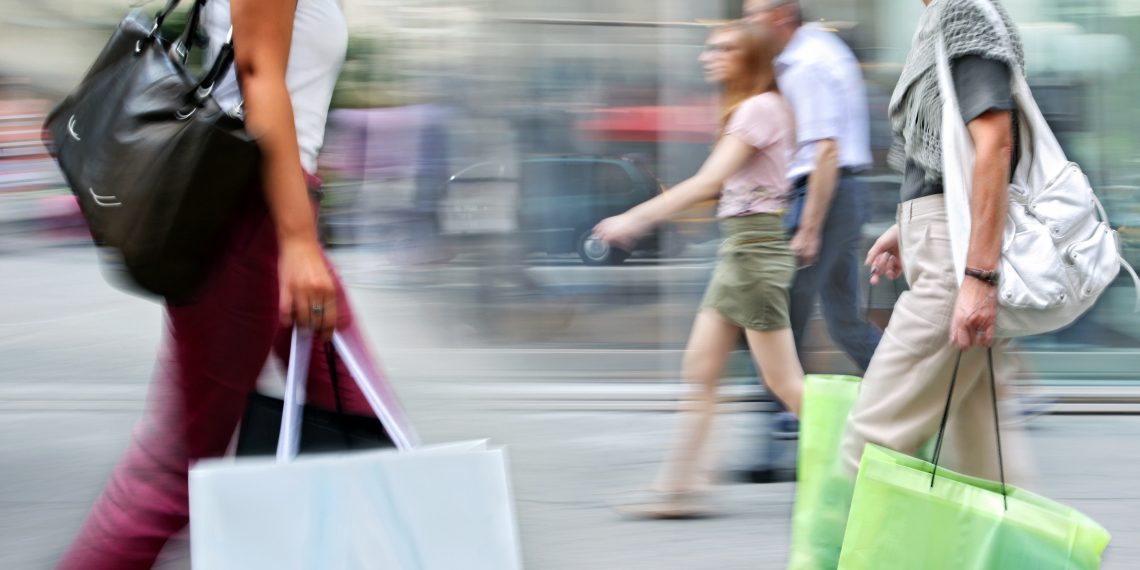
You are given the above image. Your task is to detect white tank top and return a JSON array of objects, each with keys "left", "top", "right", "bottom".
[{"left": 203, "top": 0, "right": 347, "bottom": 174}]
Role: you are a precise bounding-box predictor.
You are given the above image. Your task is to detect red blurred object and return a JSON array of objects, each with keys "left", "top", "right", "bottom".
[{"left": 577, "top": 105, "right": 718, "bottom": 144}]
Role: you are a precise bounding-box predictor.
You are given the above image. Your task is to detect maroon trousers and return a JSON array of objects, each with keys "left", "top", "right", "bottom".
[{"left": 58, "top": 190, "right": 378, "bottom": 569}]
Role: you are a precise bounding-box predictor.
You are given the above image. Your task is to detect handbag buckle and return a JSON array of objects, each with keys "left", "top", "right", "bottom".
[
  {"left": 175, "top": 106, "right": 197, "bottom": 121},
  {"left": 195, "top": 82, "right": 215, "bottom": 100}
]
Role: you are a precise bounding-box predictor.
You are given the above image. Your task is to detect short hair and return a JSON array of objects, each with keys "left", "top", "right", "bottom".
[{"left": 745, "top": 0, "right": 803, "bottom": 24}]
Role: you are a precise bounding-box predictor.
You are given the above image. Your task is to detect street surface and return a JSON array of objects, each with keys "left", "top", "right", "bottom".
[{"left": 2, "top": 239, "right": 1140, "bottom": 568}]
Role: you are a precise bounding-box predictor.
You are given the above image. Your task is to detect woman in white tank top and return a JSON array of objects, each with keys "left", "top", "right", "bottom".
[{"left": 58, "top": 2, "right": 394, "bottom": 567}]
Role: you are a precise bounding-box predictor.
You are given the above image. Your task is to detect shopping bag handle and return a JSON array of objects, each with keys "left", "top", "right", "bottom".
[
  {"left": 277, "top": 327, "right": 420, "bottom": 461},
  {"left": 929, "top": 348, "right": 1008, "bottom": 510}
]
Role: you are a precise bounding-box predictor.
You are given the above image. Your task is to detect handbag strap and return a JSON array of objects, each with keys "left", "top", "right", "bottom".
[
  {"left": 138, "top": 0, "right": 237, "bottom": 115},
  {"left": 278, "top": 327, "right": 420, "bottom": 462},
  {"left": 325, "top": 341, "right": 347, "bottom": 416},
  {"left": 151, "top": 0, "right": 184, "bottom": 34},
  {"left": 330, "top": 333, "right": 420, "bottom": 451},
  {"left": 324, "top": 341, "right": 357, "bottom": 449},
  {"left": 929, "top": 348, "right": 1009, "bottom": 510},
  {"left": 170, "top": 0, "right": 209, "bottom": 64},
  {"left": 277, "top": 327, "right": 313, "bottom": 461}
]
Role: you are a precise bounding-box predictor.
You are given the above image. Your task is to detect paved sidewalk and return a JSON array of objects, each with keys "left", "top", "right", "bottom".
[{"left": 2, "top": 243, "right": 1139, "bottom": 568}]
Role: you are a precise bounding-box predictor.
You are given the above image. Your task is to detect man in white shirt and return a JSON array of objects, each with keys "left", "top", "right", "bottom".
[{"left": 735, "top": 0, "right": 882, "bottom": 482}]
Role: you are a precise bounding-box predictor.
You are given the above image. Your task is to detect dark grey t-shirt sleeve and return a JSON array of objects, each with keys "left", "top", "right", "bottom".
[
  {"left": 952, "top": 55, "right": 1014, "bottom": 123},
  {"left": 898, "top": 55, "right": 1017, "bottom": 202}
]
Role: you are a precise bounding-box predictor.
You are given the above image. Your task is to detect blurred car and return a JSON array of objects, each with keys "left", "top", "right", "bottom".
[{"left": 438, "top": 155, "right": 714, "bottom": 265}]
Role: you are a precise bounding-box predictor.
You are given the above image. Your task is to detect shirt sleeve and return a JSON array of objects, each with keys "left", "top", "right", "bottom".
[
  {"left": 782, "top": 62, "right": 843, "bottom": 144},
  {"left": 725, "top": 94, "right": 786, "bottom": 150},
  {"left": 951, "top": 55, "right": 1014, "bottom": 123}
]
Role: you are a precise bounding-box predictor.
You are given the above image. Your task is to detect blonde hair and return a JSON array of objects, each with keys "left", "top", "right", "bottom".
[{"left": 713, "top": 21, "right": 781, "bottom": 132}]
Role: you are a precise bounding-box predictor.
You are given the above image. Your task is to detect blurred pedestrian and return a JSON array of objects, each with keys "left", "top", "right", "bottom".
[
  {"left": 843, "top": 0, "right": 1032, "bottom": 484},
  {"left": 57, "top": 1, "right": 389, "bottom": 568},
  {"left": 594, "top": 20, "right": 804, "bottom": 519},
  {"left": 734, "top": 0, "right": 882, "bottom": 484},
  {"left": 748, "top": 0, "right": 880, "bottom": 369}
]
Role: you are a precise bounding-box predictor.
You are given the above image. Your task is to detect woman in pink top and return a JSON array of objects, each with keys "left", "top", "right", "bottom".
[{"left": 595, "top": 20, "right": 803, "bottom": 518}]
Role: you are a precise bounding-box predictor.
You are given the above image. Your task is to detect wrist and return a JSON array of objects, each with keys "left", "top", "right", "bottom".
[
  {"left": 798, "top": 222, "right": 821, "bottom": 234},
  {"left": 627, "top": 209, "right": 654, "bottom": 227},
  {"left": 279, "top": 233, "right": 321, "bottom": 252},
  {"left": 964, "top": 266, "right": 999, "bottom": 286}
]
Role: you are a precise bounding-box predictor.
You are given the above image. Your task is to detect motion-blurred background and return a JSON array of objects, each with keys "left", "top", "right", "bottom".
[{"left": 3, "top": 0, "right": 1140, "bottom": 568}]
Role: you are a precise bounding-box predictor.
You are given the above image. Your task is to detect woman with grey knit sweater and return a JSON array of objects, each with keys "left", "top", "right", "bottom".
[{"left": 839, "top": 0, "right": 1033, "bottom": 483}]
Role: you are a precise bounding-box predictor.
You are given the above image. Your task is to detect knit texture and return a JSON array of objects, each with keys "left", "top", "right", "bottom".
[{"left": 887, "top": 0, "right": 1025, "bottom": 180}]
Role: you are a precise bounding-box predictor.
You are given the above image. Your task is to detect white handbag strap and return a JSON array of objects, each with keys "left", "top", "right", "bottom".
[
  {"left": 330, "top": 332, "right": 420, "bottom": 451},
  {"left": 976, "top": 0, "right": 1140, "bottom": 309},
  {"left": 1099, "top": 193, "right": 1140, "bottom": 310},
  {"left": 278, "top": 326, "right": 421, "bottom": 462},
  {"left": 974, "top": 0, "right": 1071, "bottom": 180},
  {"left": 934, "top": 34, "right": 973, "bottom": 289},
  {"left": 278, "top": 327, "right": 313, "bottom": 461}
]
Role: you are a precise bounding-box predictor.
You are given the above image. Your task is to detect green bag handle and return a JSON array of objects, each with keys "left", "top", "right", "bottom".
[{"left": 928, "top": 348, "right": 1009, "bottom": 510}]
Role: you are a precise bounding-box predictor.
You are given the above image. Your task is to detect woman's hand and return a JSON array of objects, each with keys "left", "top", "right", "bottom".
[
  {"left": 594, "top": 213, "right": 653, "bottom": 252},
  {"left": 278, "top": 237, "right": 338, "bottom": 341},
  {"left": 865, "top": 223, "right": 902, "bottom": 285}
]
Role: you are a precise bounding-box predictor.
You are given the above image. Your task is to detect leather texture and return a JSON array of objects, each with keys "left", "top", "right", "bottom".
[
  {"left": 935, "top": 0, "right": 1135, "bottom": 337},
  {"left": 43, "top": 0, "right": 260, "bottom": 302},
  {"left": 235, "top": 392, "right": 395, "bottom": 457}
]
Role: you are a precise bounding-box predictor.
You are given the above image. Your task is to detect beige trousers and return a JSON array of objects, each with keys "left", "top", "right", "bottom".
[{"left": 840, "top": 194, "right": 1031, "bottom": 483}]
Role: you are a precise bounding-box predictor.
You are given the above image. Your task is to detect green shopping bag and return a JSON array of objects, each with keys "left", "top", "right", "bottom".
[
  {"left": 838, "top": 350, "right": 1111, "bottom": 569},
  {"left": 787, "top": 375, "right": 861, "bottom": 570},
  {"left": 838, "top": 444, "right": 1110, "bottom": 569}
]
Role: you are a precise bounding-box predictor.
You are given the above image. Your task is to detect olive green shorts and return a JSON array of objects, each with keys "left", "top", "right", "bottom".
[{"left": 700, "top": 213, "right": 794, "bottom": 331}]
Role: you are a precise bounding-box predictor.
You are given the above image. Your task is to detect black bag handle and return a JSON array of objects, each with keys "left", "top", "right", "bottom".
[
  {"left": 135, "top": 0, "right": 237, "bottom": 118},
  {"left": 169, "top": 0, "right": 209, "bottom": 64},
  {"left": 929, "top": 348, "right": 1009, "bottom": 510},
  {"left": 151, "top": 0, "right": 184, "bottom": 33},
  {"left": 325, "top": 341, "right": 355, "bottom": 449}
]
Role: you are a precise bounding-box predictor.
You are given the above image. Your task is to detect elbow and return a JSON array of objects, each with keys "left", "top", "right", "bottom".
[
  {"left": 976, "top": 137, "right": 1014, "bottom": 173},
  {"left": 233, "top": 55, "right": 285, "bottom": 99},
  {"left": 968, "top": 111, "right": 1015, "bottom": 168},
  {"left": 692, "top": 173, "right": 724, "bottom": 199},
  {"left": 997, "top": 138, "right": 1014, "bottom": 166},
  {"left": 234, "top": 59, "right": 264, "bottom": 95}
]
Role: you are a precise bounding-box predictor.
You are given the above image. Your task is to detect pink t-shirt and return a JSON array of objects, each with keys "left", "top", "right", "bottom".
[{"left": 718, "top": 92, "right": 795, "bottom": 218}]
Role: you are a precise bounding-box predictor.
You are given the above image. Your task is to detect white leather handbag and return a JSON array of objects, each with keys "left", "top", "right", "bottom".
[{"left": 937, "top": 0, "right": 1139, "bottom": 338}]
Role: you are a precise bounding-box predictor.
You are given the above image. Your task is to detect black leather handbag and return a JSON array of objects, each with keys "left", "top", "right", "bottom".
[
  {"left": 235, "top": 344, "right": 395, "bottom": 456},
  {"left": 43, "top": 0, "right": 260, "bottom": 302}
]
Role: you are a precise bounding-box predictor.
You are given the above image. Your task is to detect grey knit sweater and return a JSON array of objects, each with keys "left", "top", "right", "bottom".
[{"left": 887, "top": 0, "right": 1025, "bottom": 181}]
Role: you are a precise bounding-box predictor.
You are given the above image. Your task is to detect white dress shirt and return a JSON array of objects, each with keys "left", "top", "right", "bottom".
[{"left": 775, "top": 25, "right": 873, "bottom": 181}]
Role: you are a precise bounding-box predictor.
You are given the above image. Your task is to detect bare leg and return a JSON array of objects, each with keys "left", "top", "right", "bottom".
[
  {"left": 745, "top": 328, "right": 804, "bottom": 416},
  {"left": 652, "top": 309, "right": 741, "bottom": 495}
]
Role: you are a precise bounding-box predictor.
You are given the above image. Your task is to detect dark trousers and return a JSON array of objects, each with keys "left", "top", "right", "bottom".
[
  {"left": 746, "top": 175, "right": 883, "bottom": 472},
  {"left": 57, "top": 190, "right": 379, "bottom": 569},
  {"left": 786, "top": 175, "right": 881, "bottom": 371}
]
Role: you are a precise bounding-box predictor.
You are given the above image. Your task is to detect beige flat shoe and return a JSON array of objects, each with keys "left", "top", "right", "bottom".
[{"left": 613, "top": 490, "right": 711, "bottom": 520}]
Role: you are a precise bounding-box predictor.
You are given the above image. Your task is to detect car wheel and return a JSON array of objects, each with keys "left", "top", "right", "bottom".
[{"left": 577, "top": 228, "right": 629, "bottom": 265}]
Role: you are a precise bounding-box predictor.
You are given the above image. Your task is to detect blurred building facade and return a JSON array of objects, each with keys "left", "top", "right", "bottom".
[{"left": 2, "top": 0, "right": 1138, "bottom": 372}]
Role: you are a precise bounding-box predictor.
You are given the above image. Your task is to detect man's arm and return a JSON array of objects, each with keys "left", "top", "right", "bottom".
[
  {"left": 965, "top": 111, "right": 1012, "bottom": 275},
  {"left": 792, "top": 138, "right": 839, "bottom": 264},
  {"left": 950, "top": 109, "right": 1013, "bottom": 349},
  {"left": 785, "top": 60, "right": 845, "bottom": 266}
]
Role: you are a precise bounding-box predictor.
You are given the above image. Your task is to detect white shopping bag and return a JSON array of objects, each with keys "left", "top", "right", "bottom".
[{"left": 189, "top": 329, "right": 523, "bottom": 570}]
